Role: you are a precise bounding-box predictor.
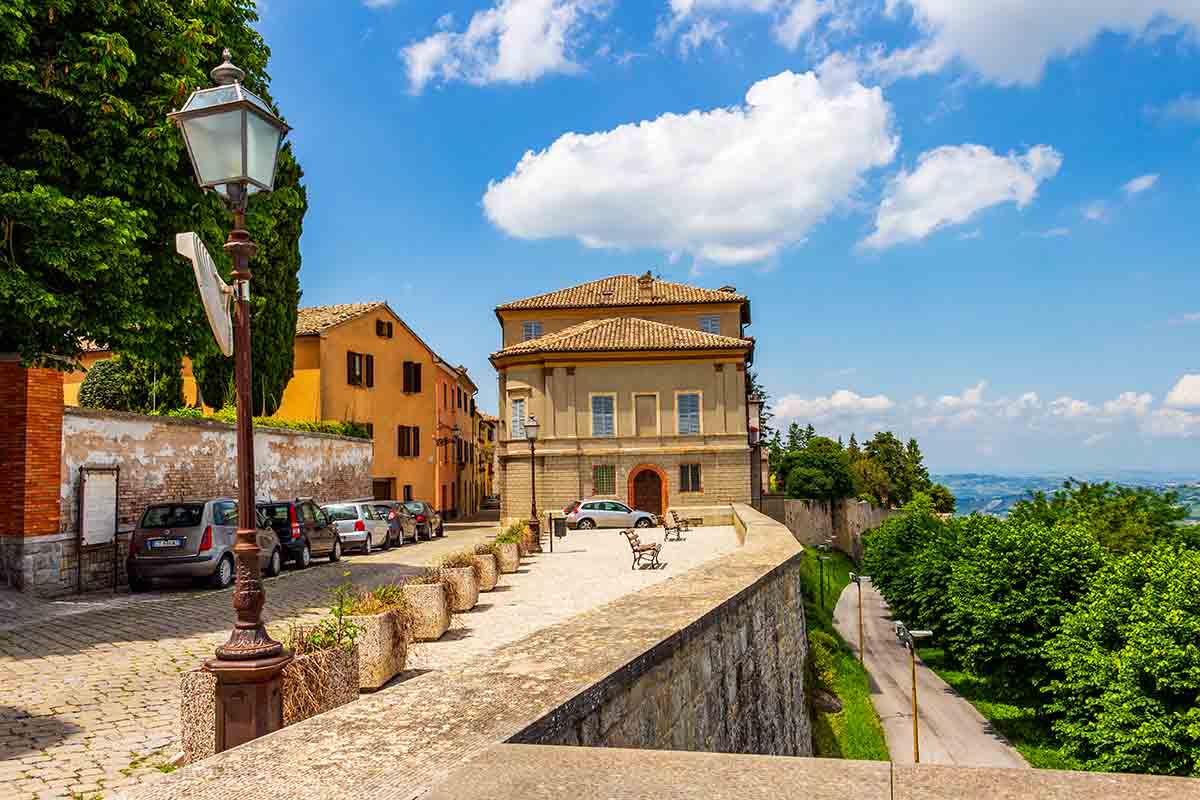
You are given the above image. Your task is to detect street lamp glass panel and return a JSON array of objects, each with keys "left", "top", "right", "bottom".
[
  {"left": 179, "top": 108, "right": 244, "bottom": 187},
  {"left": 245, "top": 109, "right": 284, "bottom": 188},
  {"left": 524, "top": 417, "right": 540, "bottom": 441}
]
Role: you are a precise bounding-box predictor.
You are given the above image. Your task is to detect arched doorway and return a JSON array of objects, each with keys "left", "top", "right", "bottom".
[{"left": 628, "top": 464, "right": 668, "bottom": 516}]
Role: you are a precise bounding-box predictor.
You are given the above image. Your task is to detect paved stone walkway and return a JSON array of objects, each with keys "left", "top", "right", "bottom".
[
  {"left": 0, "top": 522, "right": 499, "bottom": 800},
  {"left": 0, "top": 523, "right": 734, "bottom": 799}
]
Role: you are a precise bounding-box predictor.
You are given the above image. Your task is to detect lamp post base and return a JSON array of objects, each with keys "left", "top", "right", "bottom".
[
  {"left": 528, "top": 517, "right": 543, "bottom": 553},
  {"left": 205, "top": 651, "right": 293, "bottom": 753}
]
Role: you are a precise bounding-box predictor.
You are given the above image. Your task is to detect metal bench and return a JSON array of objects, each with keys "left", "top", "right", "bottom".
[
  {"left": 621, "top": 529, "right": 662, "bottom": 569},
  {"left": 669, "top": 510, "right": 692, "bottom": 534},
  {"left": 658, "top": 512, "right": 685, "bottom": 542}
]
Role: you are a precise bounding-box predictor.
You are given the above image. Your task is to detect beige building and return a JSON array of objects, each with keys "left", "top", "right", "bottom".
[{"left": 491, "top": 273, "right": 754, "bottom": 526}]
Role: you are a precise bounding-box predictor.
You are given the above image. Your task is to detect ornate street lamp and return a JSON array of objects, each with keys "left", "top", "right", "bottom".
[
  {"left": 524, "top": 415, "right": 541, "bottom": 552},
  {"left": 849, "top": 572, "right": 871, "bottom": 664},
  {"left": 747, "top": 392, "right": 764, "bottom": 509},
  {"left": 169, "top": 49, "right": 291, "bottom": 753}
]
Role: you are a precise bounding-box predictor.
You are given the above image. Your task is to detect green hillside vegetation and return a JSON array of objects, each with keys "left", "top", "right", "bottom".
[{"left": 863, "top": 484, "right": 1200, "bottom": 776}]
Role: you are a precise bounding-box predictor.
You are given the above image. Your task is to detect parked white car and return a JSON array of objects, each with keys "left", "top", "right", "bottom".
[
  {"left": 321, "top": 501, "right": 391, "bottom": 554},
  {"left": 564, "top": 499, "right": 656, "bottom": 530}
]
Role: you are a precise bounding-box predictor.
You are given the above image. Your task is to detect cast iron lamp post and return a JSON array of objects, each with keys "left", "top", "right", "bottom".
[
  {"left": 168, "top": 49, "right": 291, "bottom": 752},
  {"left": 747, "top": 392, "right": 763, "bottom": 510},
  {"left": 524, "top": 415, "right": 541, "bottom": 551},
  {"left": 895, "top": 622, "right": 933, "bottom": 763}
]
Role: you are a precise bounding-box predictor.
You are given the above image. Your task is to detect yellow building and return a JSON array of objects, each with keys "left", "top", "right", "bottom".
[
  {"left": 279, "top": 303, "right": 480, "bottom": 510},
  {"left": 431, "top": 359, "right": 480, "bottom": 517},
  {"left": 476, "top": 413, "right": 497, "bottom": 501},
  {"left": 491, "top": 272, "right": 754, "bottom": 526}
]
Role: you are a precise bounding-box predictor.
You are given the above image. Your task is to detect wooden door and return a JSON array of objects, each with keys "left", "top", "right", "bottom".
[
  {"left": 635, "top": 395, "right": 657, "bottom": 437},
  {"left": 633, "top": 470, "right": 663, "bottom": 515}
]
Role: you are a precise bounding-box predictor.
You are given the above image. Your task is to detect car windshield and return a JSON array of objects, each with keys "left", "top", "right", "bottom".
[
  {"left": 324, "top": 505, "right": 358, "bottom": 522},
  {"left": 140, "top": 504, "right": 204, "bottom": 529},
  {"left": 403, "top": 501, "right": 425, "bottom": 514}
]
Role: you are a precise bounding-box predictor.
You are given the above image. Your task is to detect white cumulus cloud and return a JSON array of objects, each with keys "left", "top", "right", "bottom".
[
  {"left": 400, "top": 0, "right": 607, "bottom": 92},
  {"left": 662, "top": 0, "right": 850, "bottom": 52},
  {"left": 1102, "top": 391, "right": 1153, "bottom": 416},
  {"left": 776, "top": 389, "right": 895, "bottom": 421},
  {"left": 1166, "top": 375, "right": 1200, "bottom": 408},
  {"left": 483, "top": 70, "right": 897, "bottom": 264},
  {"left": 883, "top": 1, "right": 1200, "bottom": 86},
  {"left": 1122, "top": 174, "right": 1159, "bottom": 195},
  {"left": 862, "top": 144, "right": 1062, "bottom": 249}
]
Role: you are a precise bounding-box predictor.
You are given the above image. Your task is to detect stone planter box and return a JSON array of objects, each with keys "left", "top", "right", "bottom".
[
  {"left": 470, "top": 554, "right": 498, "bottom": 591},
  {"left": 496, "top": 542, "right": 520, "bottom": 573},
  {"left": 179, "top": 645, "right": 358, "bottom": 766},
  {"left": 441, "top": 566, "right": 479, "bottom": 612},
  {"left": 347, "top": 610, "right": 409, "bottom": 691},
  {"left": 404, "top": 582, "right": 450, "bottom": 641}
]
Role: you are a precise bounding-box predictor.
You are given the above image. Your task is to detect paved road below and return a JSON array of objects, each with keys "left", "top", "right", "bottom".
[{"left": 832, "top": 580, "right": 1028, "bottom": 769}]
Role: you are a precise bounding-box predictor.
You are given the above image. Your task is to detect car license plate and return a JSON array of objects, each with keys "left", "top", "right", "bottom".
[{"left": 151, "top": 538, "right": 184, "bottom": 548}]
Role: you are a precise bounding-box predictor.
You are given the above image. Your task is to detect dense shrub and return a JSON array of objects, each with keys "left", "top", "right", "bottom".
[
  {"left": 1044, "top": 546, "right": 1200, "bottom": 776},
  {"left": 862, "top": 494, "right": 944, "bottom": 627},
  {"left": 78, "top": 355, "right": 183, "bottom": 412},
  {"left": 160, "top": 406, "right": 368, "bottom": 439},
  {"left": 781, "top": 436, "right": 854, "bottom": 501},
  {"left": 809, "top": 630, "right": 839, "bottom": 691},
  {"left": 947, "top": 518, "right": 1104, "bottom": 697}
]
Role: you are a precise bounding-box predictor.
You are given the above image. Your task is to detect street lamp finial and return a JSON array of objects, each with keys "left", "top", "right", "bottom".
[{"left": 211, "top": 48, "right": 245, "bottom": 86}]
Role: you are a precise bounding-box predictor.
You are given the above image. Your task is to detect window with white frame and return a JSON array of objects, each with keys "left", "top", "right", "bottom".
[
  {"left": 591, "top": 395, "right": 615, "bottom": 437},
  {"left": 677, "top": 393, "right": 701, "bottom": 435},
  {"left": 510, "top": 397, "right": 526, "bottom": 439},
  {"left": 699, "top": 315, "right": 721, "bottom": 334},
  {"left": 522, "top": 321, "right": 544, "bottom": 341}
]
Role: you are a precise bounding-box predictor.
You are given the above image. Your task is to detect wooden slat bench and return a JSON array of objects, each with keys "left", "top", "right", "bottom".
[
  {"left": 659, "top": 513, "right": 685, "bottom": 542},
  {"left": 621, "top": 529, "right": 662, "bottom": 569}
]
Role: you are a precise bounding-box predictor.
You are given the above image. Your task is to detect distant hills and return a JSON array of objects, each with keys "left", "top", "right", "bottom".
[{"left": 933, "top": 472, "right": 1200, "bottom": 524}]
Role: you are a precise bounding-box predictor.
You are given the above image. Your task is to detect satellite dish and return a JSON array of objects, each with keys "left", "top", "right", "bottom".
[{"left": 175, "top": 232, "right": 234, "bottom": 356}]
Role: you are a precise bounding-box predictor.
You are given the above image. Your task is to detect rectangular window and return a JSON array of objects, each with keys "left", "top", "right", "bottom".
[
  {"left": 397, "top": 425, "right": 409, "bottom": 457},
  {"left": 522, "top": 321, "right": 544, "bottom": 341},
  {"left": 593, "top": 465, "right": 616, "bottom": 495},
  {"left": 346, "top": 351, "right": 363, "bottom": 385},
  {"left": 403, "top": 484, "right": 413, "bottom": 502},
  {"left": 364, "top": 422, "right": 374, "bottom": 439},
  {"left": 511, "top": 398, "right": 526, "bottom": 439},
  {"left": 413, "top": 426, "right": 419, "bottom": 458},
  {"left": 680, "top": 463, "right": 702, "bottom": 492},
  {"left": 677, "top": 393, "right": 701, "bottom": 435},
  {"left": 365, "top": 354, "right": 374, "bottom": 388},
  {"left": 403, "top": 361, "right": 423, "bottom": 393},
  {"left": 699, "top": 315, "right": 721, "bottom": 334},
  {"left": 376, "top": 319, "right": 394, "bottom": 338},
  {"left": 591, "top": 395, "right": 615, "bottom": 437}
]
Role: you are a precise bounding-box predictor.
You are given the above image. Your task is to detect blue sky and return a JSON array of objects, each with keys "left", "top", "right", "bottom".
[{"left": 254, "top": 0, "right": 1200, "bottom": 473}]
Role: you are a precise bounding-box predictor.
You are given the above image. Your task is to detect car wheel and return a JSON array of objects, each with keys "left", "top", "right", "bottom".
[
  {"left": 128, "top": 573, "right": 150, "bottom": 593},
  {"left": 577, "top": 518, "right": 596, "bottom": 530},
  {"left": 382, "top": 532, "right": 392, "bottom": 551},
  {"left": 266, "top": 548, "right": 282, "bottom": 577},
  {"left": 635, "top": 517, "right": 652, "bottom": 528},
  {"left": 298, "top": 541, "right": 312, "bottom": 569},
  {"left": 437, "top": 524, "right": 445, "bottom": 538},
  {"left": 364, "top": 537, "right": 372, "bottom": 555},
  {"left": 210, "top": 555, "right": 235, "bottom": 589},
  {"left": 330, "top": 538, "right": 342, "bottom": 562}
]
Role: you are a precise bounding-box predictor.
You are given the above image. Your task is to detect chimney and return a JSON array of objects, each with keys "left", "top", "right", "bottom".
[
  {"left": 718, "top": 284, "right": 737, "bottom": 293},
  {"left": 638, "top": 270, "right": 654, "bottom": 301}
]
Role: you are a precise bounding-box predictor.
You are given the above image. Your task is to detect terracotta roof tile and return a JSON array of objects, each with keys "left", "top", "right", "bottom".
[
  {"left": 295, "top": 302, "right": 387, "bottom": 335},
  {"left": 495, "top": 274, "right": 746, "bottom": 311},
  {"left": 492, "top": 317, "right": 751, "bottom": 359}
]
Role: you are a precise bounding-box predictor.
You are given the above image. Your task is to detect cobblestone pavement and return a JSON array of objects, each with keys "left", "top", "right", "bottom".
[{"left": 0, "top": 519, "right": 501, "bottom": 800}]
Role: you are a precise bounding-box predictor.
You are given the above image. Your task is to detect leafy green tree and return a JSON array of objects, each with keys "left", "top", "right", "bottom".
[
  {"left": 1010, "top": 480, "right": 1194, "bottom": 555},
  {"left": 0, "top": 0, "right": 305, "bottom": 401},
  {"left": 77, "top": 358, "right": 129, "bottom": 411},
  {"left": 786, "top": 421, "right": 804, "bottom": 451},
  {"left": 851, "top": 457, "right": 890, "bottom": 505},
  {"left": 781, "top": 436, "right": 853, "bottom": 502},
  {"left": 864, "top": 432, "right": 911, "bottom": 502},
  {"left": 905, "top": 437, "right": 933, "bottom": 495},
  {"left": 862, "top": 494, "right": 945, "bottom": 625},
  {"left": 947, "top": 518, "right": 1104, "bottom": 697},
  {"left": 928, "top": 483, "right": 956, "bottom": 514},
  {"left": 847, "top": 432, "right": 861, "bottom": 462},
  {"left": 1044, "top": 546, "right": 1200, "bottom": 776}
]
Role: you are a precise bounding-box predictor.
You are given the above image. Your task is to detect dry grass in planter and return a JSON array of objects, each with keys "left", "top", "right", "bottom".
[
  {"left": 403, "top": 569, "right": 454, "bottom": 641},
  {"left": 282, "top": 620, "right": 359, "bottom": 724},
  {"left": 343, "top": 584, "right": 415, "bottom": 690},
  {"left": 471, "top": 544, "right": 500, "bottom": 591},
  {"left": 437, "top": 553, "right": 480, "bottom": 611}
]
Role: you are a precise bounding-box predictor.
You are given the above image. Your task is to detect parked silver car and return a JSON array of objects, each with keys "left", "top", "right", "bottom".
[
  {"left": 127, "top": 498, "right": 282, "bottom": 592},
  {"left": 322, "top": 501, "right": 391, "bottom": 554},
  {"left": 564, "top": 499, "right": 656, "bottom": 530}
]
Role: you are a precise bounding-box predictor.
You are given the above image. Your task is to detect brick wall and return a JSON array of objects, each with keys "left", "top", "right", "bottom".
[
  {"left": 499, "top": 448, "right": 751, "bottom": 525},
  {"left": 3, "top": 406, "right": 373, "bottom": 596},
  {"left": 0, "top": 361, "right": 64, "bottom": 588}
]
